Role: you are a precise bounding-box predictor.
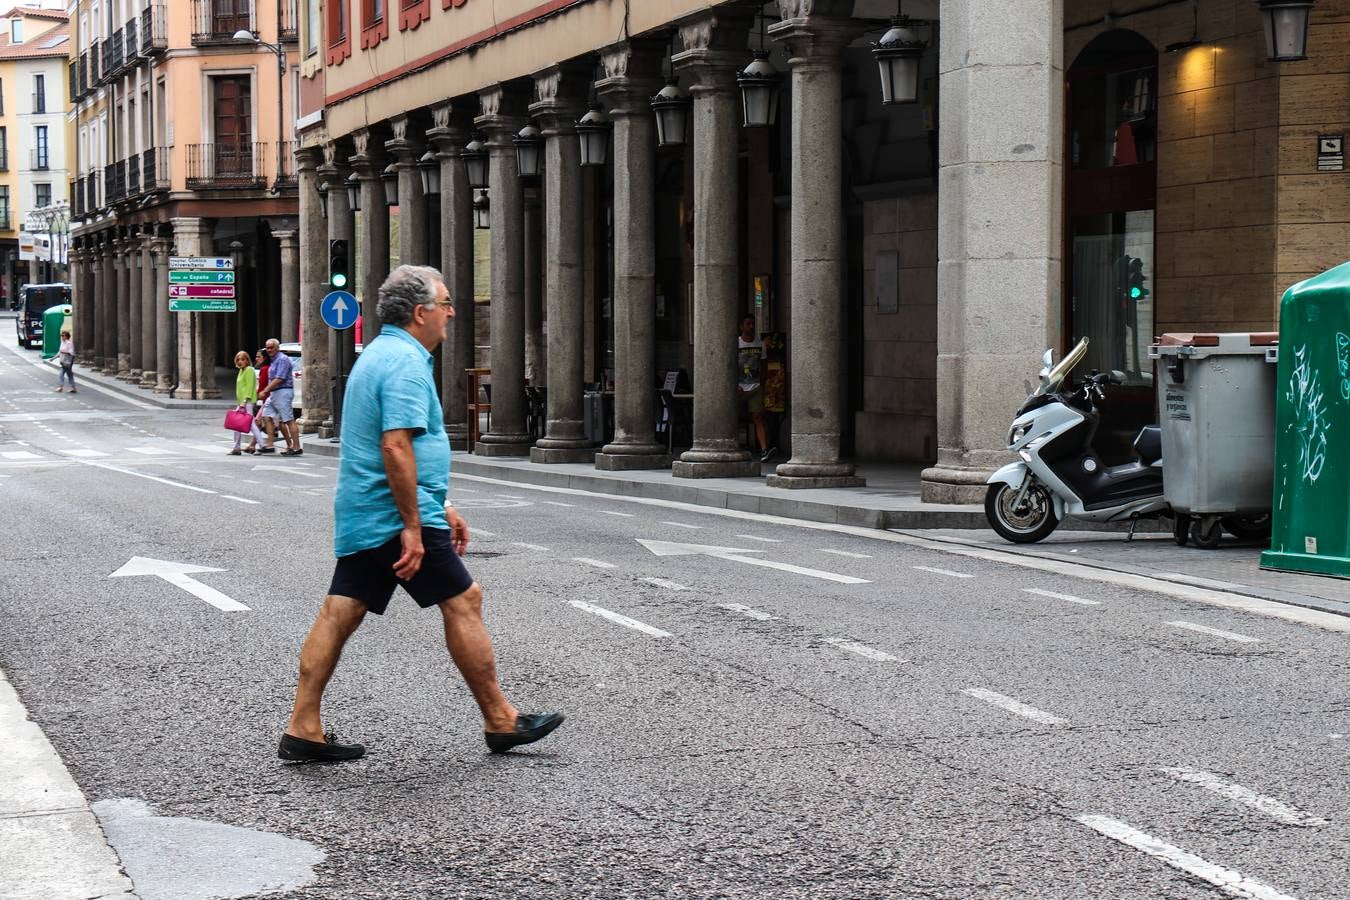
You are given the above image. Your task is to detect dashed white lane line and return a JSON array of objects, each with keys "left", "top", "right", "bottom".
[
  {"left": 1075, "top": 814, "right": 1297, "bottom": 900},
  {"left": 496, "top": 494, "right": 526, "bottom": 500},
  {"left": 222, "top": 495, "right": 261, "bottom": 505},
  {"left": 252, "top": 466, "right": 325, "bottom": 478},
  {"left": 76, "top": 460, "right": 218, "bottom": 496},
  {"left": 512, "top": 542, "right": 550, "bottom": 552},
  {"left": 643, "top": 577, "right": 688, "bottom": 591},
  {"left": 601, "top": 510, "right": 636, "bottom": 518},
  {"left": 961, "top": 688, "right": 1067, "bottom": 726},
  {"left": 824, "top": 638, "right": 900, "bottom": 662},
  {"left": 454, "top": 487, "right": 478, "bottom": 493},
  {"left": 57, "top": 448, "right": 110, "bottom": 458},
  {"left": 542, "top": 501, "right": 575, "bottom": 508},
  {"left": 913, "top": 565, "right": 973, "bottom": 579},
  {"left": 819, "top": 548, "right": 872, "bottom": 559},
  {"left": 572, "top": 557, "right": 617, "bottom": 569},
  {"left": 735, "top": 534, "right": 784, "bottom": 543},
  {"left": 1167, "top": 621, "right": 1261, "bottom": 643},
  {"left": 1, "top": 451, "right": 40, "bottom": 460},
  {"left": 569, "top": 600, "right": 671, "bottom": 638},
  {"left": 1159, "top": 767, "right": 1329, "bottom": 827},
  {"left": 661, "top": 521, "right": 702, "bottom": 530},
  {"left": 126, "top": 446, "right": 175, "bottom": 455},
  {"left": 720, "top": 602, "right": 776, "bottom": 621},
  {"left": 1023, "top": 588, "right": 1101, "bottom": 606}
]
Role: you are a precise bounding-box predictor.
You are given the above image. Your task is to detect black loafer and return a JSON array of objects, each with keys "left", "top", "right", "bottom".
[
  {"left": 485, "top": 711, "right": 565, "bottom": 754},
  {"left": 278, "top": 732, "right": 365, "bottom": 762}
]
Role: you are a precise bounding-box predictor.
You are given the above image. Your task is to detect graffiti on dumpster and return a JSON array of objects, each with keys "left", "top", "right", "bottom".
[
  {"left": 1337, "top": 332, "right": 1350, "bottom": 401},
  {"left": 1288, "top": 343, "right": 1330, "bottom": 484}
]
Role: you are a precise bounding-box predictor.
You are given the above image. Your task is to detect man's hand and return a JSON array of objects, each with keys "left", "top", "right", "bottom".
[
  {"left": 447, "top": 506, "right": 470, "bottom": 556},
  {"left": 393, "top": 526, "right": 425, "bottom": 580}
]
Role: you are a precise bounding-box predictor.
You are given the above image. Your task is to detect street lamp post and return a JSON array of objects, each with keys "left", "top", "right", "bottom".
[{"left": 232, "top": 29, "right": 288, "bottom": 184}]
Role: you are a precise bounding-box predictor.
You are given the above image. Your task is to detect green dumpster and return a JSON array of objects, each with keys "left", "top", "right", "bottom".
[
  {"left": 1261, "top": 261, "right": 1350, "bottom": 577},
  {"left": 40, "top": 304, "right": 72, "bottom": 360}
]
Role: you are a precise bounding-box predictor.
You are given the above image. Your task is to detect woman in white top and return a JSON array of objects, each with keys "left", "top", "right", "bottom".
[{"left": 54, "top": 330, "right": 76, "bottom": 393}]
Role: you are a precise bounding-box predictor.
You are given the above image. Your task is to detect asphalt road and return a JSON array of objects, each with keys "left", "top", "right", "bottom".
[{"left": 1, "top": 339, "right": 1348, "bottom": 899}]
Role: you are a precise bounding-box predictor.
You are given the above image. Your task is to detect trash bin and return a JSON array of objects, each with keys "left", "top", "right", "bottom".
[
  {"left": 1261, "top": 261, "right": 1350, "bottom": 578},
  {"left": 582, "top": 389, "right": 612, "bottom": 445},
  {"left": 1148, "top": 332, "right": 1278, "bottom": 548},
  {"left": 41, "top": 304, "right": 72, "bottom": 360}
]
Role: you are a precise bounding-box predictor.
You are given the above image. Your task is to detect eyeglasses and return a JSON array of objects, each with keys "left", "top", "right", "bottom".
[{"left": 426, "top": 299, "right": 454, "bottom": 310}]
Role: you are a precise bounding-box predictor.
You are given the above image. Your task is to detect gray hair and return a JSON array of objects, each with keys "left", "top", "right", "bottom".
[{"left": 376, "top": 265, "right": 446, "bottom": 327}]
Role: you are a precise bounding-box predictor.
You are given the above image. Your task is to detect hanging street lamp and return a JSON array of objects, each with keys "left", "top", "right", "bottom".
[
  {"left": 737, "top": 51, "right": 780, "bottom": 128},
  {"left": 514, "top": 124, "right": 543, "bottom": 178},
  {"left": 1256, "top": 0, "right": 1315, "bottom": 61},
  {"left": 473, "top": 189, "right": 491, "bottom": 229},
  {"left": 316, "top": 179, "right": 330, "bottom": 220},
  {"left": 873, "top": 14, "right": 929, "bottom": 104},
  {"left": 650, "top": 78, "right": 692, "bottom": 148},
  {"left": 576, "top": 104, "right": 611, "bottom": 167},
  {"left": 381, "top": 162, "right": 399, "bottom": 206},
  {"left": 418, "top": 150, "right": 440, "bottom": 195},
  {"left": 345, "top": 171, "right": 362, "bottom": 212},
  {"left": 461, "top": 133, "right": 490, "bottom": 189}
]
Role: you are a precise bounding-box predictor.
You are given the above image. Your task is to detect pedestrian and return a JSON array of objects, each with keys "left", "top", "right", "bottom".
[
  {"left": 229, "top": 350, "right": 266, "bottom": 456},
  {"left": 53, "top": 330, "right": 76, "bottom": 393},
  {"left": 737, "top": 315, "right": 775, "bottom": 462},
  {"left": 246, "top": 349, "right": 270, "bottom": 454},
  {"left": 278, "top": 265, "right": 563, "bottom": 762},
  {"left": 258, "top": 339, "right": 300, "bottom": 456}
]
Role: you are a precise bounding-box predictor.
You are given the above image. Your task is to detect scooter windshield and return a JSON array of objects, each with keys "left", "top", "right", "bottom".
[{"left": 1033, "top": 337, "right": 1090, "bottom": 397}]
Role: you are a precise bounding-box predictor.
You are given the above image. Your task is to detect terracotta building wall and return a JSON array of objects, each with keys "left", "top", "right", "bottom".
[{"left": 1275, "top": 0, "right": 1350, "bottom": 294}]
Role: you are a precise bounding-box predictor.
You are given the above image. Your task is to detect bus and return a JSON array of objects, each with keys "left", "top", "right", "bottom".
[{"left": 15, "top": 283, "right": 70, "bottom": 349}]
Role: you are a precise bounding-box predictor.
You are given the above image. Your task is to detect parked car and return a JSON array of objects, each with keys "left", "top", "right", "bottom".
[{"left": 278, "top": 342, "right": 303, "bottom": 416}]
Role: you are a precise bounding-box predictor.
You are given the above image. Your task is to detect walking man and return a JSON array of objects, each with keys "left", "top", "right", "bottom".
[
  {"left": 259, "top": 339, "right": 301, "bottom": 455},
  {"left": 278, "top": 265, "right": 563, "bottom": 762}
]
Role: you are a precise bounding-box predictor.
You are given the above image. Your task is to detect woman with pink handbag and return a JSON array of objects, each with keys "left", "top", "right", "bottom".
[{"left": 228, "top": 350, "right": 266, "bottom": 455}]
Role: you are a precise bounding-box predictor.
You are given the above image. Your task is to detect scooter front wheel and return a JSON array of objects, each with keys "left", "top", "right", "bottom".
[{"left": 985, "top": 481, "right": 1059, "bottom": 544}]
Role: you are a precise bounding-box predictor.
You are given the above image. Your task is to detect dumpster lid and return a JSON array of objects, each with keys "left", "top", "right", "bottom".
[{"left": 1151, "top": 332, "right": 1278, "bottom": 355}]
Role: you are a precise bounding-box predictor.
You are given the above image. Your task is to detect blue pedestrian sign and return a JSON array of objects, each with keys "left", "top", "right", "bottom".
[{"left": 321, "top": 290, "right": 358, "bottom": 330}]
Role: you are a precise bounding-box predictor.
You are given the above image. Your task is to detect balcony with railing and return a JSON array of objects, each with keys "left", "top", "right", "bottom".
[
  {"left": 31, "top": 92, "right": 46, "bottom": 115},
  {"left": 107, "top": 28, "right": 124, "bottom": 78},
  {"left": 124, "top": 18, "right": 139, "bottom": 66},
  {"left": 68, "top": 61, "right": 77, "bottom": 102},
  {"left": 0, "top": 149, "right": 8, "bottom": 172},
  {"left": 77, "top": 53, "right": 88, "bottom": 96},
  {"left": 72, "top": 178, "right": 83, "bottom": 217},
  {"left": 142, "top": 2, "right": 168, "bottom": 55},
  {"left": 273, "top": 140, "right": 296, "bottom": 191},
  {"left": 279, "top": 0, "right": 298, "bottom": 41},
  {"left": 88, "top": 40, "right": 101, "bottom": 85},
  {"left": 126, "top": 152, "right": 141, "bottom": 196},
  {"left": 192, "top": 0, "right": 256, "bottom": 45},
  {"left": 143, "top": 147, "right": 170, "bottom": 192},
  {"left": 186, "top": 143, "right": 266, "bottom": 190},
  {"left": 30, "top": 150, "right": 49, "bottom": 171}
]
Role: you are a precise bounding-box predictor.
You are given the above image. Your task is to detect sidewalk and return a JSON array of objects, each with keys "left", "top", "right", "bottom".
[{"left": 52, "top": 338, "right": 1350, "bottom": 621}]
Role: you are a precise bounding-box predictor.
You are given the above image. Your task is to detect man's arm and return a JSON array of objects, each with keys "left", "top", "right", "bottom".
[{"left": 381, "top": 428, "right": 424, "bottom": 579}]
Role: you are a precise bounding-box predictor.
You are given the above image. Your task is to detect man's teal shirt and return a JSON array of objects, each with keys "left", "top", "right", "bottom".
[{"left": 334, "top": 325, "right": 450, "bottom": 556}]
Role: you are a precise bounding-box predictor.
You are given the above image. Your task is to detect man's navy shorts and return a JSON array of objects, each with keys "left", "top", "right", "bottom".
[{"left": 328, "top": 527, "right": 475, "bottom": 615}]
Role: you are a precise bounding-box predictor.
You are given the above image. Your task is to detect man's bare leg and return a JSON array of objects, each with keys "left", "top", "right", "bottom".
[
  {"left": 438, "top": 583, "right": 518, "bottom": 732},
  {"left": 264, "top": 416, "right": 278, "bottom": 449},
  {"left": 285, "top": 594, "right": 368, "bottom": 741}
]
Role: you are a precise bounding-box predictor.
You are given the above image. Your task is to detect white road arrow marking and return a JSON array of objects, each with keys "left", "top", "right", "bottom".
[
  {"left": 109, "top": 557, "right": 250, "bottom": 612},
  {"left": 637, "top": 539, "right": 869, "bottom": 585},
  {"left": 252, "top": 465, "right": 325, "bottom": 478}
]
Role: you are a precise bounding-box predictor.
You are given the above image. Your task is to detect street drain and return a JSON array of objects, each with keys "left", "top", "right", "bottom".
[{"left": 468, "top": 550, "right": 507, "bottom": 558}]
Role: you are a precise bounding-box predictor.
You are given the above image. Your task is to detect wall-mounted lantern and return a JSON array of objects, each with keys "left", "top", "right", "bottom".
[
  {"left": 873, "top": 14, "right": 929, "bottom": 104},
  {"left": 576, "top": 104, "right": 611, "bottom": 167},
  {"left": 418, "top": 150, "right": 440, "bottom": 195},
  {"left": 514, "top": 125, "right": 543, "bottom": 178},
  {"left": 461, "top": 133, "right": 490, "bottom": 189},
  {"left": 316, "top": 179, "right": 330, "bottom": 220},
  {"left": 1256, "top": 0, "right": 1314, "bottom": 61},
  {"left": 651, "top": 78, "right": 691, "bottom": 148},
  {"left": 737, "top": 51, "right": 780, "bottom": 128},
  {"left": 473, "top": 189, "right": 491, "bottom": 229},
  {"left": 345, "top": 171, "right": 362, "bottom": 212},
  {"left": 381, "top": 163, "right": 399, "bottom": 206}
]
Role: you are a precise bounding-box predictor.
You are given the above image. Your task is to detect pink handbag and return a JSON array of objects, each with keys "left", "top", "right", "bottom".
[{"left": 224, "top": 407, "right": 254, "bottom": 433}]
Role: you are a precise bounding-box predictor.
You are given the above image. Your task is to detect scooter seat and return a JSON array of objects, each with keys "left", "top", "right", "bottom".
[{"left": 1134, "top": 425, "right": 1162, "bottom": 465}]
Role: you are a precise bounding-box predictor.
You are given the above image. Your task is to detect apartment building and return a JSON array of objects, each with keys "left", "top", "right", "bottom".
[
  {"left": 68, "top": 0, "right": 298, "bottom": 396},
  {"left": 0, "top": 4, "right": 70, "bottom": 303}
]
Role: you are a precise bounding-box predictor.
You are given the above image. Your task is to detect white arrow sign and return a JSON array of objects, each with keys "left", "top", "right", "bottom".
[
  {"left": 637, "top": 540, "right": 869, "bottom": 585},
  {"left": 110, "top": 557, "right": 250, "bottom": 612},
  {"left": 331, "top": 294, "right": 349, "bottom": 326}
]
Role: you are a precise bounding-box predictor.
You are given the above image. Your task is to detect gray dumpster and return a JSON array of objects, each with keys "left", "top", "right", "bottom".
[{"left": 1148, "top": 332, "right": 1278, "bottom": 547}]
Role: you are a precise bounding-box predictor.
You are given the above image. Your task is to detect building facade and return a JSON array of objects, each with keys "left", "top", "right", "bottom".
[
  {"left": 0, "top": 4, "right": 70, "bottom": 302},
  {"left": 68, "top": 0, "right": 299, "bottom": 395},
  {"left": 295, "top": 0, "right": 1349, "bottom": 498}
]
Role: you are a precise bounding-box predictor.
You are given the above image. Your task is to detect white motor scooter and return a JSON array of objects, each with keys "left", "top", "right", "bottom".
[{"left": 984, "top": 338, "right": 1169, "bottom": 543}]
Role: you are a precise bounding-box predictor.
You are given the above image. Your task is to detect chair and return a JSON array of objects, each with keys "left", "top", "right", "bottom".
[{"left": 465, "top": 368, "right": 491, "bottom": 450}]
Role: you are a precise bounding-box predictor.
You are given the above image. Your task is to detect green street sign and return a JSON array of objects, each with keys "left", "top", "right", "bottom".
[
  {"left": 169, "top": 270, "right": 236, "bottom": 284},
  {"left": 169, "top": 298, "right": 237, "bottom": 313}
]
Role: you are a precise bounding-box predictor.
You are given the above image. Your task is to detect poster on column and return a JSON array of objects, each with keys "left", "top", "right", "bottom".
[{"left": 167, "top": 257, "right": 236, "bottom": 312}]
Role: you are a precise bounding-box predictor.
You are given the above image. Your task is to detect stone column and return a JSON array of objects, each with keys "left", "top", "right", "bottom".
[
  {"left": 115, "top": 235, "right": 133, "bottom": 377},
  {"left": 596, "top": 41, "right": 670, "bottom": 470},
  {"left": 474, "top": 84, "right": 533, "bottom": 456},
  {"left": 70, "top": 247, "right": 89, "bottom": 363},
  {"left": 673, "top": 12, "right": 759, "bottom": 478},
  {"left": 350, "top": 128, "right": 390, "bottom": 342},
  {"left": 126, "top": 230, "right": 144, "bottom": 384},
  {"left": 296, "top": 145, "right": 330, "bottom": 432},
  {"left": 523, "top": 187, "right": 544, "bottom": 387},
  {"left": 84, "top": 245, "right": 98, "bottom": 364},
  {"left": 921, "top": 0, "right": 1065, "bottom": 503},
  {"left": 388, "top": 115, "right": 428, "bottom": 266},
  {"left": 275, "top": 230, "right": 300, "bottom": 344},
  {"left": 528, "top": 67, "right": 592, "bottom": 463},
  {"left": 321, "top": 146, "right": 356, "bottom": 437},
  {"left": 152, "top": 234, "right": 174, "bottom": 394},
  {"left": 171, "top": 217, "right": 220, "bottom": 399},
  {"left": 139, "top": 234, "right": 157, "bottom": 387},
  {"left": 428, "top": 104, "right": 475, "bottom": 449},
  {"left": 766, "top": 8, "right": 865, "bottom": 489},
  {"left": 100, "top": 238, "right": 117, "bottom": 375}
]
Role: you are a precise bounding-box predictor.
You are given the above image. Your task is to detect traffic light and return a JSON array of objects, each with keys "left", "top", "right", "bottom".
[
  {"left": 1127, "top": 256, "right": 1149, "bottom": 302},
  {"left": 328, "top": 239, "right": 350, "bottom": 290}
]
